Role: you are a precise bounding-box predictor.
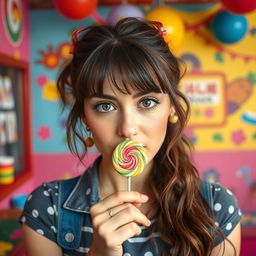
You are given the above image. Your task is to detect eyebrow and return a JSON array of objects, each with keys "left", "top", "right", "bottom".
[{"left": 89, "top": 89, "right": 162, "bottom": 100}]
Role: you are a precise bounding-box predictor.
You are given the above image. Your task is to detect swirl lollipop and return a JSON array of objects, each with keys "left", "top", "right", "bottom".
[{"left": 112, "top": 140, "right": 147, "bottom": 191}]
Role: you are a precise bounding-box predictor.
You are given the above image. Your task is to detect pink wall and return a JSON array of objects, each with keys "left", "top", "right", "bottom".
[
  {"left": 0, "top": 153, "right": 98, "bottom": 209},
  {"left": 193, "top": 151, "right": 256, "bottom": 211},
  {"left": 0, "top": 178, "right": 33, "bottom": 208},
  {"left": 0, "top": 0, "right": 30, "bottom": 209},
  {"left": 0, "top": 0, "right": 30, "bottom": 61},
  {"left": 33, "top": 153, "right": 99, "bottom": 187}
]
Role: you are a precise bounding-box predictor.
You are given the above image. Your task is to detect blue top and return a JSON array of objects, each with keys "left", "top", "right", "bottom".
[{"left": 19, "top": 157, "right": 242, "bottom": 255}]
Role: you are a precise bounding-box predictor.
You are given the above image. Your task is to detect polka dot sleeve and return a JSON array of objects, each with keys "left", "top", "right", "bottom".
[
  {"left": 211, "top": 183, "right": 242, "bottom": 245},
  {"left": 19, "top": 181, "right": 60, "bottom": 243}
]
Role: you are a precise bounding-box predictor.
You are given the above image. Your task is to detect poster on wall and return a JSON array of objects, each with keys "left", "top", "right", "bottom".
[
  {"left": 1, "top": 0, "right": 23, "bottom": 46},
  {"left": 180, "top": 72, "right": 226, "bottom": 127}
]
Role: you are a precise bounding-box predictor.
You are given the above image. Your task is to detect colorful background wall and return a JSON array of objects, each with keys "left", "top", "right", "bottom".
[
  {"left": 29, "top": 5, "right": 256, "bottom": 216},
  {"left": 0, "top": 0, "right": 255, "bottom": 230},
  {"left": 0, "top": 1, "right": 255, "bottom": 255}
]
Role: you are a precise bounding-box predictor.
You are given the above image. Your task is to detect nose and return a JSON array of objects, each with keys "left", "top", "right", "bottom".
[{"left": 118, "top": 109, "right": 138, "bottom": 140}]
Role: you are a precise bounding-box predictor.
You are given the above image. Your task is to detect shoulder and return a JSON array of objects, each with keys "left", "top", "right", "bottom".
[
  {"left": 19, "top": 180, "right": 63, "bottom": 241},
  {"left": 201, "top": 182, "right": 242, "bottom": 243},
  {"left": 208, "top": 183, "right": 240, "bottom": 214},
  {"left": 201, "top": 181, "right": 240, "bottom": 209},
  {"left": 22, "top": 177, "right": 82, "bottom": 213},
  {"left": 26, "top": 180, "right": 60, "bottom": 207},
  {"left": 20, "top": 180, "right": 62, "bottom": 220},
  {"left": 19, "top": 176, "right": 84, "bottom": 245}
]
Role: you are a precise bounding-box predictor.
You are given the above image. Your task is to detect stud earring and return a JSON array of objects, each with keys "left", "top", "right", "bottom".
[
  {"left": 169, "top": 112, "right": 178, "bottom": 124},
  {"left": 85, "top": 126, "right": 94, "bottom": 147}
]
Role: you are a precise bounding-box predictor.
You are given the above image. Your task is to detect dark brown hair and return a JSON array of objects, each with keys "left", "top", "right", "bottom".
[{"left": 57, "top": 17, "right": 229, "bottom": 256}]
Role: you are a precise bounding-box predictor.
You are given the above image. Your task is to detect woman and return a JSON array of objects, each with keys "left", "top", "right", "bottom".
[{"left": 20, "top": 18, "right": 241, "bottom": 256}]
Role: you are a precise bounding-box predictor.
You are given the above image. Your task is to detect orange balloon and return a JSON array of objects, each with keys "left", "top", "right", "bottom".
[{"left": 145, "top": 7, "right": 185, "bottom": 52}]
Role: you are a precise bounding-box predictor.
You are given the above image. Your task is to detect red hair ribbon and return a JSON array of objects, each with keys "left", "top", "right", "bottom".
[
  {"left": 70, "top": 26, "right": 90, "bottom": 54},
  {"left": 150, "top": 20, "right": 170, "bottom": 44},
  {"left": 70, "top": 21, "right": 170, "bottom": 54}
]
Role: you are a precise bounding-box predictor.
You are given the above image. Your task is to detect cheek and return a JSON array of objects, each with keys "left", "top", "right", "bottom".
[
  {"left": 148, "top": 114, "right": 169, "bottom": 135},
  {"left": 89, "top": 123, "right": 108, "bottom": 141},
  {"left": 87, "top": 121, "right": 114, "bottom": 153},
  {"left": 146, "top": 115, "right": 169, "bottom": 155},
  {"left": 158, "top": 117, "right": 169, "bottom": 131}
]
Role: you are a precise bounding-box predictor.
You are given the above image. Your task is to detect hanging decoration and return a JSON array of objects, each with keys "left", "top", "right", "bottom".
[
  {"left": 144, "top": 7, "right": 185, "bottom": 52},
  {"left": 211, "top": 10, "right": 248, "bottom": 44},
  {"left": 106, "top": 4, "right": 144, "bottom": 26},
  {"left": 184, "top": 9, "right": 256, "bottom": 63},
  {"left": 221, "top": 0, "right": 256, "bottom": 14},
  {"left": 54, "top": 0, "right": 98, "bottom": 20},
  {"left": 90, "top": 9, "right": 107, "bottom": 25}
]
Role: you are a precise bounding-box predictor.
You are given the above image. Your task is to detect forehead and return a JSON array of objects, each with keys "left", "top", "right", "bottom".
[
  {"left": 100, "top": 70, "right": 163, "bottom": 96},
  {"left": 81, "top": 44, "right": 169, "bottom": 99}
]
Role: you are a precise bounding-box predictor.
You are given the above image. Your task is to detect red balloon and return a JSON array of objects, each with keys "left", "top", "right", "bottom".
[
  {"left": 54, "top": 0, "right": 98, "bottom": 20},
  {"left": 221, "top": 0, "right": 256, "bottom": 14}
]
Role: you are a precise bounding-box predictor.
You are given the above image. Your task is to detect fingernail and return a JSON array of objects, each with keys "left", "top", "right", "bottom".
[
  {"left": 140, "top": 194, "right": 148, "bottom": 201},
  {"left": 137, "top": 227, "right": 142, "bottom": 235},
  {"left": 147, "top": 219, "right": 151, "bottom": 226}
]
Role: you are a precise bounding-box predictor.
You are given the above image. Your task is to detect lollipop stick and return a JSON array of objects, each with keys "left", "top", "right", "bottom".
[{"left": 128, "top": 177, "right": 131, "bottom": 191}]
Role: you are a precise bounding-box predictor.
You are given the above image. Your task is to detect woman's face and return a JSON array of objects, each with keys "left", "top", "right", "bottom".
[{"left": 83, "top": 78, "right": 172, "bottom": 166}]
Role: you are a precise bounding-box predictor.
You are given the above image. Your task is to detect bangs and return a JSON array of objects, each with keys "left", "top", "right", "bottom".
[{"left": 78, "top": 40, "right": 168, "bottom": 97}]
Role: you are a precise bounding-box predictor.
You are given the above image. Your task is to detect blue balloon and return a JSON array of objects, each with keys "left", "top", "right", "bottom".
[{"left": 212, "top": 10, "right": 248, "bottom": 44}]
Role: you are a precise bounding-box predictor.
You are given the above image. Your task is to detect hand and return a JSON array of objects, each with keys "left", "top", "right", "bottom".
[{"left": 88, "top": 191, "right": 150, "bottom": 256}]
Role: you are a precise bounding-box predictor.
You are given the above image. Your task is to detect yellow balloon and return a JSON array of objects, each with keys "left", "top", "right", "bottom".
[{"left": 145, "top": 7, "right": 185, "bottom": 52}]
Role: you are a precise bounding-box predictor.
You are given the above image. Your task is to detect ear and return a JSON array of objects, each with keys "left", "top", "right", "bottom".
[{"left": 169, "top": 106, "right": 176, "bottom": 115}]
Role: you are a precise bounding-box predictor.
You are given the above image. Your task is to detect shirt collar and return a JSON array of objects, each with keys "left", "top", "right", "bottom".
[{"left": 63, "top": 156, "right": 102, "bottom": 213}]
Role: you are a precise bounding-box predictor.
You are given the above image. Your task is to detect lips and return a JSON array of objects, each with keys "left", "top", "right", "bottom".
[{"left": 112, "top": 141, "right": 147, "bottom": 152}]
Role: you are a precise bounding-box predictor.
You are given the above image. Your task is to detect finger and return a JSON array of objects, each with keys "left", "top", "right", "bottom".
[
  {"left": 92, "top": 203, "right": 133, "bottom": 228},
  {"left": 104, "top": 222, "right": 142, "bottom": 247},
  {"left": 90, "top": 191, "right": 148, "bottom": 216},
  {"left": 107, "top": 203, "right": 132, "bottom": 218},
  {"left": 101, "top": 205, "right": 151, "bottom": 233}
]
